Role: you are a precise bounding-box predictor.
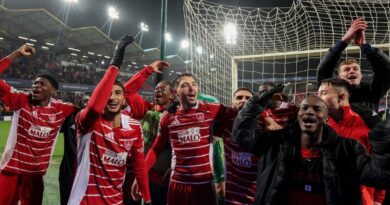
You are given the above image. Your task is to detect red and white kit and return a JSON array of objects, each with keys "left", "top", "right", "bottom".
[
  {"left": 0, "top": 57, "right": 74, "bottom": 204},
  {"left": 221, "top": 121, "right": 259, "bottom": 205},
  {"left": 0, "top": 58, "right": 74, "bottom": 175},
  {"left": 146, "top": 101, "right": 235, "bottom": 205},
  {"left": 67, "top": 66, "right": 150, "bottom": 205}
]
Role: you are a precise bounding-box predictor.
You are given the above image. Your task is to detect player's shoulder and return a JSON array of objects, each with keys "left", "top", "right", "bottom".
[{"left": 50, "top": 98, "right": 74, "bottom": 107}]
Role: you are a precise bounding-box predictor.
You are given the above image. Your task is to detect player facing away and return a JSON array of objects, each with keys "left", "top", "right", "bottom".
[
  {"left": 136, "top": 73, "right": 236, "bottom": 205},
  {"left": 0, "top": 45, "right": 76, "bottom": 205},
  {"left": 67, "top": 35, "right": 151, "bottom": 205},
  {"left": 214, "top": 87, "right": 260, "bottom": 205}
]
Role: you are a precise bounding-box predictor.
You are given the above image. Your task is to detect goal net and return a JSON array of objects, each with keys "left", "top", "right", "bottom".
[{"left": 183, "top": 0, "right": 390, "bottom": 110}]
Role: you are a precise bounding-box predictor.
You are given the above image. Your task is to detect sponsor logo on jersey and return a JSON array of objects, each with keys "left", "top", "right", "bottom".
[
  {"left": 178, "top": 127, "right": 201, "bottom": 144},
  {"left": 48, "top": 114, "right": 56, "bottom": 122},
  {"left": 231, "top": 151, "right": 252, "bottom": 168},
  {"left": 196, "top": 113, "right": 204, "bottom": 122},
  {"left": 102, "top": 150, "right": 127, "bottom": 166},
  {"left": 124, "top": 140, "right": 133, "bottom": 151},
  {"left": 105, "top": 131, "right": 115, "bottom": 141},
  {"left": 172, "top": 117, "right": 180, "bottom": 126},
  {"left": 28, "top": 125, "right": 53, "bottom": 138}
]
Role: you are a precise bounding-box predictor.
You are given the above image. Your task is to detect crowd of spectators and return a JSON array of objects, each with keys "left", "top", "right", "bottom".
[{"left": 0, "top": 47, "right": 105, "bottom": 85}]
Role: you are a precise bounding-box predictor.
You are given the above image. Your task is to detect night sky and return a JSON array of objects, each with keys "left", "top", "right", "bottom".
[{"left": 3, "top": 0, "right": 293, "bottom": 55}]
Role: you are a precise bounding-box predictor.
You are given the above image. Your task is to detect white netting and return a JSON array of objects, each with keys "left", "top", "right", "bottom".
[{"left": 184, "top": 0, "right": 390, "bottom": 107}]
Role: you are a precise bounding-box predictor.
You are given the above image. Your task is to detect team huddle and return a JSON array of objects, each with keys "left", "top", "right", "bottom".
[{"left": 1, "top": 18, "right": 390, "bottom": 205}]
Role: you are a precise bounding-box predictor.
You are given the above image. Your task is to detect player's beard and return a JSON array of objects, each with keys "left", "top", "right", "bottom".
[{"left": 103, "top": 106, "right": 122, "bottom": 117}]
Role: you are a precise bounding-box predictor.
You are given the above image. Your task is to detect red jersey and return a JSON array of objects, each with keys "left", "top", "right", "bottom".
[
  {"left": 146, "top": 101, "right": 235, "bottom": 185},
  {"left": 328, "top": 106, "right": 384, "bottom": 205},
  {"left": 68, "top": 66, "right": 150, "bottom": 205},
  {"left": 259, "top": 104, "right": 298, "bottom": 130},
  {"left": 219, "top": 120, "right": 258, "bottom": 205},
  {"left": 0, "top": 58, "right": 74, "bottom": 175},
  {"left": 328, "top": 106, "right": 370, "bottom": 150}
]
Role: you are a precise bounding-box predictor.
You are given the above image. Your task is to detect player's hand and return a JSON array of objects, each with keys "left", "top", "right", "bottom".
[
  {"left": 131, "top": 179, "right": 142, "bottom": 201},
  {"left": 149, "top": 60, "right": 170, "bottom": 73},
  {"left": 265, "top": 117, "right": 283, "bottom": 131},
  {"left": 341, "top": 17, "right": 367, "bottom": 43},
  {"left": 354, "top": 29, "right": 366, "bottom": 47},
  {"left": 110, "top": 34, "right": 135, "bottom": 68},
  {"left": 254, "top": 84, "right": 284, "bottom": 107},
  {"left": 18, "top": 44, "right": 35, "bottom": 56}
]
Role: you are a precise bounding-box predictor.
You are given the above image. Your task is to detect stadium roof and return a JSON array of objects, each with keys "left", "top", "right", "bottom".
[{"left": 0, "top": 5, "right": 186, "bottom": 70}]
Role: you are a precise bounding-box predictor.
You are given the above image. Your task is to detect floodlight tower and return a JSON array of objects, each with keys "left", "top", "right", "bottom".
[{"left": 107, "top": 6, "right": 119, "bottom": 38}]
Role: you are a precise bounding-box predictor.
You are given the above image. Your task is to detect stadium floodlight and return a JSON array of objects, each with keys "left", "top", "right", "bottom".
[
  {"left": 210, "top": 54, "right": 214, "bottom": 59},
  {"left": 165, "top": 33, "right": 172, "bottom": 42},
  {"left": 0, "top": 37, "right": 4, "bottom": 40},
  {"left": 101, "top": 60, "right": 105, "bottom": 65},
  {"left": 196, "top": 46, "right": 203, "bottom": 54},
  {"left": 46, "top": 42, "right": 55, "bottom": 46},
  {"left": 65, "top": 0, "right": 78, "bottom": 3},
  {"left": 68, "top": 47, "right": 81, "bottom": 52},
  {"left": 29, "top": 38, "right": 37, "bottom": 42},
  {"left": 223, "top": 23, "right": 237, "bottom": 44},
  {"left": 70, "top": 53, "right": 77, "bottom": 56},
  {"left": 41, "top": 46, "right": 49, "bottom": 50},
  {"left": 180, "top": 40, "right": 189, "bottom": 49},
  {"left": 140, "top": 22, "right": 149, "bottom": 32},
  {"left": 108, "top": 7, "right": 119, "bottom": 20},
  {"left": 88, "top": 52, "right": 95, "bottom": 55}
]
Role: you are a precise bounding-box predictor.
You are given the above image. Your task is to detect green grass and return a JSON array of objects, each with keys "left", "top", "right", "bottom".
[{"left": 0, "top": 121, "right": 63, "bottom": 204}]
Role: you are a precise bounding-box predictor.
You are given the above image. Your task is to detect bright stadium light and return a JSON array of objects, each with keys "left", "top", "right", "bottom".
[
  {"left": 108, "top": 7, "right": 119, "bottom": 20},
  {"left": 65, "top": 0, "right": 78, "bottom": 3},
  {"left": 165, "top": 33, "right": 172, "bottom": 42},
  {"left": 224, "top": 23, "right": 237, "bottom": 44},
  {"left": 196, "top": 46, "right": 203, "bottom": 54},
  {"left": 140, "top": 22, "right": 149, "bottom": 32},
  {"left": 180, "top": 40, "right": 189, "bottom": 49}
]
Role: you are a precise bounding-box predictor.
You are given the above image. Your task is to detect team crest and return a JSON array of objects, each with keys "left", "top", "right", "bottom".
[
  {"left": 124, "top": 140, "right": 133, "bottom": 151},
  {"left": 48, "top": 114, "right": 56, "bottom": 122},
  {"left": 32, "top": 111, "right": 38, "bottom": 117},
  {"left": 196, "top": 113, "right": 204, "bottom": 122}
]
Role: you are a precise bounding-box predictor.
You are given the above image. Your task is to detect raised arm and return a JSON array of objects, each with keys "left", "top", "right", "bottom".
[
  {"left": 364, "top": 44, "right": 390, "bottom": 101},
  {"left": 0, "top": 44, "right": 35, "bottom": 74},
  {"left": 233, "top": 85, "right": 284, "bottom": 157},
  {"left": 77, "top": 35, "right": 134, "bottom": 132},
  {"left": 124, "top": 60, "right": 170, "bottom": 120},
  {"left": 317, "top": 18, "right": 367, "bottom": 86}
]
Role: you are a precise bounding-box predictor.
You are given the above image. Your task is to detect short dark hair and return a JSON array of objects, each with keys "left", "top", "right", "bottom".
[
  {"left": 37, "top": 73, "right": 59, "bottom": 90},
  {"left": 258, "top": 82, "right": 275, "bottom": 92},
  {"left": 233, "top": 87, "right": 253, "bottom": 96},
  {"left": 157, "top": 80, "right": 173, "bottom": 88},
  {"left": 173, "top": 73, "right": 195, "bottom": 89},
  {"left": 114, "top": 80, "right": 125, "bottom": 91},
  {"left": 320, "top": 78, "right": 351, "bottom": 94}
]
